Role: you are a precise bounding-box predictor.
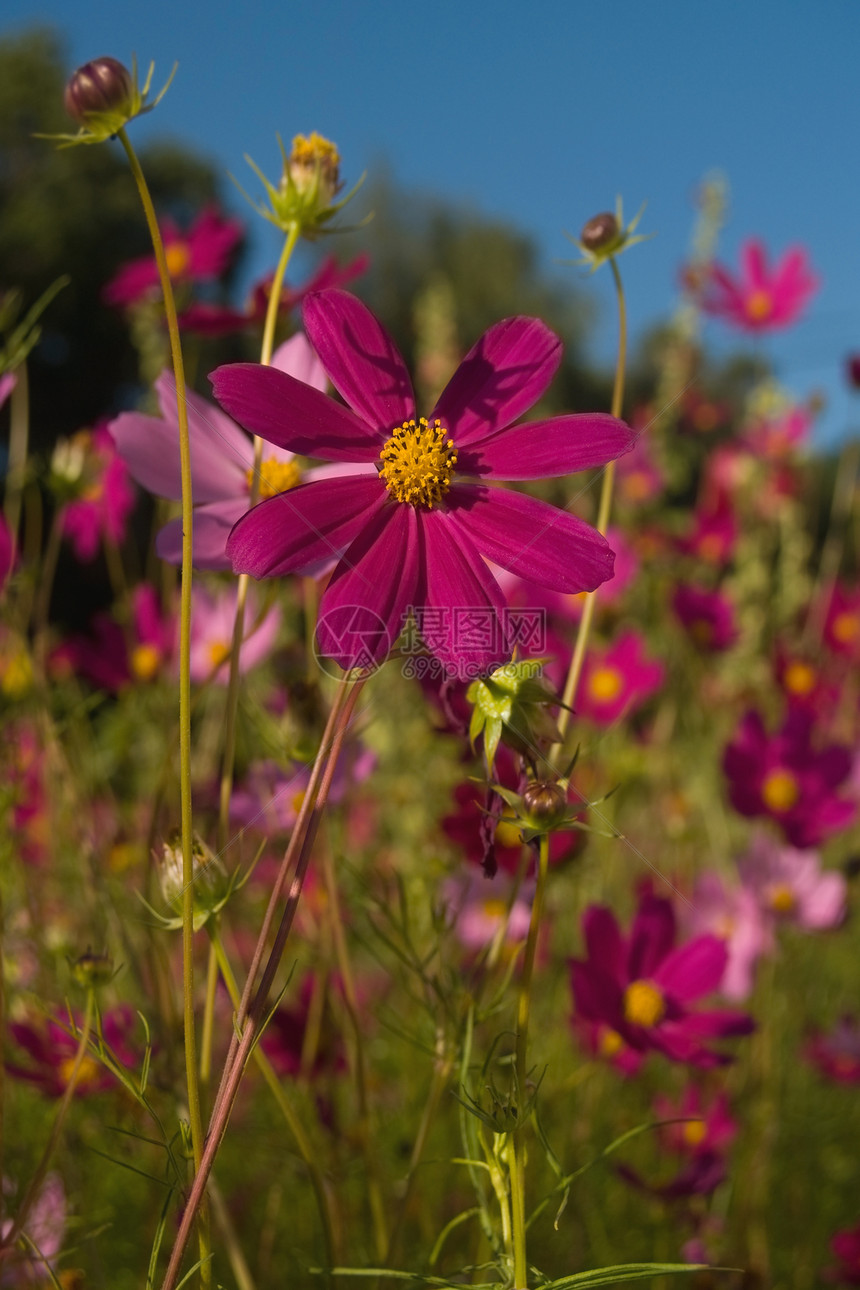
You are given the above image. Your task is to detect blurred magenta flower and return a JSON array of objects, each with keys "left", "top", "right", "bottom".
[
  {"left": 738, "top": 831, "right": 847, "bottom": 930},
  {"left": 215, "top": 289, "right": 634, "bottom": 675},
  {"left": 828, "top": 1220, "right": 860, "bottom": 1285},
  {"left": 59, "top": 425, "right": 135, "bottom": 562},
  {"left": 743, "top": 404, "right": 812, "bottom": 458},
  {"left": 701, "top": 238, "right": 818, "bottom": 332},
  {"left": 615, "top": 423, "right": 664, "bottom": 507},
  {"left": 0, "top": 371, "right": 16, "bottom": 410},
  {"left": 110, "top": 333, "right": 338, "bottom": 571},
  {"left": 187, "top": 583, "right": 281, "bottom": 684},
  {"left": 178, "top": 252, "right": 369, "bottom": 337},
  {"left": 4, "top": 722, "right": 49, "bottom": 867},
  {"left": 577, "top": 629, "right": 664, "bottom": 725},
  {"left": 620, "top": 1085, "right": 737, "bottom": 1200},
  {"left": 7, "top": 1005, "right": 138, "bottom": 1098},
  {"left": 824, "top": 583, "right": 860, "bottom": 662},
  {"left": 807, "top": 1016, "right": 860, "bottom": 1084},
  {"left": 0, "top": 514, "right": 15, "bottom": 592},
  {"left": 57, "top": 583, "right": 174, "bottom": 691},
  {"left": 774, "top": 651, "right": 835, "bottom": 714},
  {"left": 569, "top": 890, "right": 754, "bottom": 1068},
  {"left": 102, "top": 205, "right": 243, "bottom": 307},
  {"left": 677, "top": 504, "right": 737, "bottom": 566},
  {"left": 673, "top": 583, "right": 737, "bottom": 652},
  {"left": 441, "top": 870, "right": 533, "bottom": 951},
  {"left": 723, "top": 709, "right": 855, "bottom": 848}
]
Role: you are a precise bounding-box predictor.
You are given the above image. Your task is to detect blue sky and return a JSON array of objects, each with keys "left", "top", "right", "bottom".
[{"left": 4, "top": 0, "right": 860, "bottom": 446}]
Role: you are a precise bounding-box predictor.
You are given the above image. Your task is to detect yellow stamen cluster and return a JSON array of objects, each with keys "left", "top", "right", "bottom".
[
  {"left": 379, "top": 417, "right": 458, "bottom": 509},
  {"left": 746, "top": 289, "right": 773, "bottom": 321},
  {"left": 208, "top": 641, "right": 232, "bottom": 671},
  {"left": 288, "top": 132, "right": 341, "bottom": 199},
  {"left": 588, "top": 665, "right": 624, "bottom": 703},
  {"left": 832, "top": 611, "right": 860, "bottom": 645},
  {"left": 248, "top": 458, "right": 302, "bottom": 501},
  {"left": 769, "top": 883, "right": 796, "bottom": 915},
  {"left": 761, "top": 768, "right": 799, "bottom": 814},
  {"left": 164, "top": 240, "right": 191, "bottom": 279},
  {"left": 623, "top": 979, "right": 666, "bottom": 1028},
  {"left": 683, "top": 1119, "right": 707, "bottom": 1148},
  {"left": 784, "top": 660, "right": 816, "bottom": 696},
  {"left": 130, "top": 643, "right": 161, "bottom": 682}
]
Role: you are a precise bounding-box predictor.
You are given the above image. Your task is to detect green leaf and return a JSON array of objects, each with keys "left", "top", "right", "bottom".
[{"left": 542, "top": 1262, "right": 714, "bottom": 1289}]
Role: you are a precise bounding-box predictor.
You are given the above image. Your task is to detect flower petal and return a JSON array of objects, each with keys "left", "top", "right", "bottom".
[
  {"left": 432, "top": 317, "right": 561, "bottom": 445},
  {"left": 211, "top": 363, "right": 382, "bottom": 462},
  {"left": 316, "top": 504, "right": 420, "bottom": 670},
  {"left": 655, "top": 935, "right": 728, "bottom": 1002},
  {"left": 270, "top": 331, "right": 327, "bottom": 390},
  {"left": 227, "top": 475, "right": 383, "bottom": 579},
  {"left": 302, "top": 289, "right": 415, "bottom": 430},
  {"left": 419, "top": 511, "right": 511, "bottom": 674},
  {"left": 444, "top": 484, "right": 614, "bottom": 593},
  {"left": 628, "top": 894, "right": 676, "bottom": 979},
  {"left": 582, "top": 905, "right": 626, "bottom": 983},
  {"left": 460, "top": 414, "right": 635, "bottom": 480},
  {"left": 156, "top": 498, "right": 251, "bottom": 571}
]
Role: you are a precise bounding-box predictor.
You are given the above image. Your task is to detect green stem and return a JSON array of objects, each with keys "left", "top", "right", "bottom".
[
  {"left": 217, "top": 223, "right": 301, "bottom": 852},
  {"left": 160, "top": 677, "right": 365, "bottom": 1290},
  {"left": 3, "top": 361, "right": 28, "bottom": 542},
  {"left": 508, "top": 834, "right": 550, "bottom": 1290},
  {"left": 5, "top": 992, "right": 94, "bottom": 1251},
  {"left": 209, "top": 925, "right": 339, "bottom": 1278},
  {"left": 116, "top": 126, "right": 208, "bottom": 1286},
  {"left": 551, "top": 256, "right": 627, "bottom": 766}
]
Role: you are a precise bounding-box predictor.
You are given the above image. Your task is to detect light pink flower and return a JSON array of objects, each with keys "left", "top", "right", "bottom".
[
  {"left": 685, "top": 871, "right": 772, "bottom": 1000},
  {"left": 738, "top": 831, "right": 847, "bottom": 931},
  {"left": 441, "top": 870, "right": 533, "bottom": 949},
  {"left": 60, "top": 425, "right": 135, "bottom": 562},
  {"left": 701, "top": 239, "right": 818, "bottom": 332},
  {"left": 187, "top": 583, "right": 281, "bottom": 684}
]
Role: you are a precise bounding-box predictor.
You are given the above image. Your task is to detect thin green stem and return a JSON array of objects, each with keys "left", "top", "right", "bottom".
[
  {"left": 209, "top": 926, "right": 339, "bottom": 1278},
  {"left": 551, "top": 256, "right": 627, "bottom": 767},
  {"left": 3, "top": 361, "right": 28, "bottom": 542},
  {"left": 160, "top": 677, "right": 365, "bottom": 1290},
  {"left": 508, "top": 834, "right": 550, "bottom": 1290},
  {"left": 217, "top": 222, "right": 301, "bottom": 852},
  {"left": 5, "top": 992, "right": 94, "bottom": 1252},
  {"left": 116, "top": 126, "right": 208, "bottom": 1286}
]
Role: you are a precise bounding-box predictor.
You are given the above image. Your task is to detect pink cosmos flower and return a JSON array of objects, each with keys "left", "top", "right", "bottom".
[
  {"left": 102, "top": 206, "right": 243, "bottom": 308},
  {"left": 701, "top": 238, "right": 818, "bottom": 332},
  {"left": 1, "top": 1172, "right": 66, "bottom": 1288},
  {"left": 614, "top": 424, "right": 664, "bottom": 507},
  {"left": 441, "top": 870, "right": 533, "bottom": 951},
  {"left": 824, "top": 583, "right": 860, "bottom": 663},
  {"left": 774, "top": 651, "right": 835, "bottom": 714},
  {"left": 187, "top": 583, "right": 281, "bottom": 684},
  {"left": 743, "top": 405, "right": 812, "bottom": 458},
  {"left": 738, "top": 831, "right": 847, "bottom": 931},
  {"left": 60, "top": 425, "right": 135, "bottom": 562},
  {"left": 569, "top": 890, "right": 754, "bottom": 1068},
  {"left": 828, "top": 1220, "right": 860, "bottom": 1285},
  {"left": 7, "top": 1006, "right": 139, "bottom": 1098},
  {"left": 577, "top": 629, "right": 664, "bottom": 725},
  {"left": 684, "top": 871, "right": 771, "bottom": 1001},
  {"left": 806, "top": 1016, "right": 860, "bottom": 1085},
  {"left": 620, "top": 1085, "right": 737, "bottom": 1200},
  {"left": 677, "top": 504, "right": 737, "bottom": 567},
  {"left": 723, "top": 709, "right": 855, "bottom": 848},
  {"left": 110, "top": 334, "right": 339, "bottom": 571},
  {"left": 178, "top": 252, "right": 369, "bottom": 337},
  {"left": 672, "top": 584, "right": 737, "bottom": 652},
  {"left": 214, "top": 289, "right": 634, "bottom": 675},
  {"left": 57, "top": 583, "right": 174, "bottom": 691}
]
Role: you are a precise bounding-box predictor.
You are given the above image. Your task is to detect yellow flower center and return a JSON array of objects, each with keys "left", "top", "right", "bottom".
[
  {"left": 130, "top": 643, "right": 161, "bottom": 681},
  {"left": 482, "top": 898, "right": 508, "bottom": 921},
  {"left": 248, "top": 457, "right": 302, "bottom": 501},
  {"left": 683, "top": 1119, "right": 707, "bottom": 1147},
  {"left": 59, "top": 1053, "right": 101, "bottom": 1090},
  {"left": 623, "top": 979, "right": 666, "bottom": 1028},
  {"left": 769, "top": 883, "right": 796, "bottom": 914},
  {"left": 598, "top": 1026, "right": 624, "bottom": 1057},
  {"left": 832, "top": 611, "right": 860, "bottom": 644},
  {"left": 588, "top": 665, "right": 623, "bottom": 703},
  {"left": 164, "top": 240, "right": 191, "bottom": 279},
  {"left": 761, "top": 768, "right": 799, "bottom": 813},
  {"left": 208, "top": 640, "right": 231, "bottom": 671},
  {"left": 621, "top": 470, "right": 651, "bottom": 502},
  {"left": 784, "top": 660, "right": 816, "bottom": 696},
  {"left": 379, "top": 417, "right": 458, "bottom": 509},
  {"left": 2, "top": 649, "right": 33, "bottom": 698},
  {"left": 746, "top": 289, "right": 773, "bottom": 321}
]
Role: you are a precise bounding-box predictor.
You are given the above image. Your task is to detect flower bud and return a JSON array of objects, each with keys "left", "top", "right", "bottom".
[
  {"left": 523, "top": 781, "right": 567, "bottom": 828},
  {"left": 69, "top": 950, "right": 115, "bottom": 988},
  {"left": 158, "top": 831, "right": 228, "bottom": 931},
  {"left": 580, "top": 211, "right": 619, "bottom": 252},
  {"left": 286, "top": 132, "right": 342, "bottom": 208},
  {"left": 64, "top": 57, "right": 133, "bottom": 125}
]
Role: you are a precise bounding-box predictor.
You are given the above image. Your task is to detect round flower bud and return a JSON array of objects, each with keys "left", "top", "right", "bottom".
[
  {"left": 64, "top": 57, "right": 133, "bottom": 125},
  {"left": 70, "top": 950, "right": 115, "bottom": 988},
  {"left": 522, "top": 781, "right": 567, "bottom": 827},
  {"left": 580, "top": 212, "right": 620, "bottom": 252}
]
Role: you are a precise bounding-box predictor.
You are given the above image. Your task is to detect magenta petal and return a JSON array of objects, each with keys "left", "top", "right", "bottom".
[
  {"left": 316, "top": 504, "right": 419, "bottom": 669},
  {"left": 655, "top": 935, "right": 728, "bottom": 1003},
  {"left": 419, "top": 511, "right": 510, "bottom": 673},
  {"left": 445, "top": 485, "right": 614, "bottom": 593},
  {"left": 628, "top": 895, "right": 675, "bottom": 979},
  {"left": 460, "top": 414, "right": 635, "bottom": 480},
  {"left": 211, "top": 363, "right": 382, "bottom": 463},
  {"left": 432, "top": 317, "right": 561, "bottom": 445},
  {"left": 571, "top": 961, "right": 623, "bottom": 1026},
  {"left": 227, "top": 475, "right": 383, "bottom": 578},
  {"left": 157, "top": 498, "right": 251, "bottom": 571},
  {"left": 302, "top": 290, "right": 415, "bottom": 430},
  {"left": 582, "top": 906, "right": 625, "bottom": 982}
]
